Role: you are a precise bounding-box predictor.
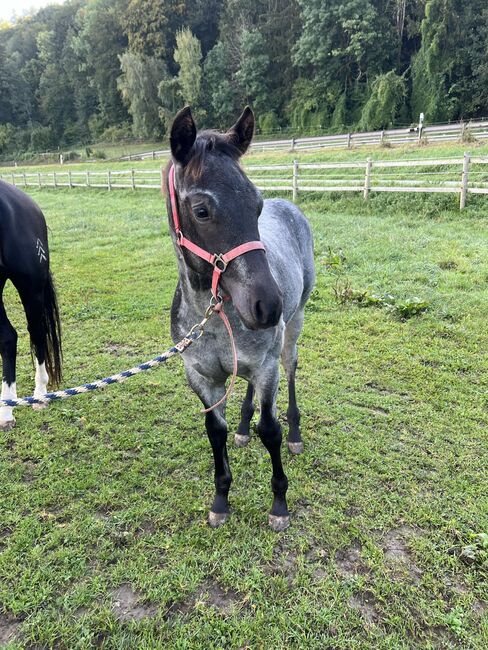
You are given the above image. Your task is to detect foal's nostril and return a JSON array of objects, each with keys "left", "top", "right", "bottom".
[
  {"left": 253, "top": 296, "right": 282, "bottom": 328},
  {"left": 255, "top": 300, "right": 265, "bottom": 323}
]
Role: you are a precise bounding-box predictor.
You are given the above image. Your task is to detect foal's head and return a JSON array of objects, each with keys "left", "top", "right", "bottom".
[{"left": 167, "top": 106, "right": 283, "bottom": 330}]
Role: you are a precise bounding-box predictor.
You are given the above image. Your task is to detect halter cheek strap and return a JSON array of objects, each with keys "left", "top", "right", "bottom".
[{"left": 168, "top": 163, "right": 265, "bottom": 412}]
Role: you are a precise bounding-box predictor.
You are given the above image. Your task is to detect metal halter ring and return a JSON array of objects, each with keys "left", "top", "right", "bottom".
[{"left": 213, "top": 254, "right": 228, "bottom": 272}]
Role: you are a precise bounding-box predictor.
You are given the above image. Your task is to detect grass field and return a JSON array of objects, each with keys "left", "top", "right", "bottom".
[{"left": 0, "top": 187, "right": 487, "bottom": 649}]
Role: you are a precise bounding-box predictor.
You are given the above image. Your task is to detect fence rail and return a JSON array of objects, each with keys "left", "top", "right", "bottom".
[
  {"left": 119, "top": 119, "right": 488, "bottom": 161},
  {"left": 2, "top": 153, "right": 488, "bottom": 209}
]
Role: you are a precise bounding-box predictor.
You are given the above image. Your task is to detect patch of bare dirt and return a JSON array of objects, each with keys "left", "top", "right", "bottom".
[
  {"left": 347, "top": 401, "right": 389, "bottom": 416},
  {"left": 165, "top": 578, "right": 242, "bottom": 618},
  {"left": 0, "top": 612, "right": 21, "bottom": 645},
  {"left": 348, "top": 592, "right": 379, "bottom": 627},
  {"left": 305, "top": 542, "right": 329, "bottom": 580},
  {"left": 104, "top": 342, "right": 139, "bottom": 357},
  {"left": 379, "top": 526, "right": 423, "bottom": 585},
  {"left": 111, "top": 584, "right": 157, "bottom": 622},
  {"left": 266, "top": 540, "right": 299, "bottom": 583},
  {"left": 335, "top": 541, "right": 370, "bottom": 578}
]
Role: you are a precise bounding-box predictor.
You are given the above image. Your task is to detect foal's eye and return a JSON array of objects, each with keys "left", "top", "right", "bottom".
[{"left": 193, "top": 205, "right": 209, "bottom": 220}]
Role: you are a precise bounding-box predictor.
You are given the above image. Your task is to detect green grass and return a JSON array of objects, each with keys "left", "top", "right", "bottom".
[{"left": 0, "top": 188, "right": 487, "bottom": 648}]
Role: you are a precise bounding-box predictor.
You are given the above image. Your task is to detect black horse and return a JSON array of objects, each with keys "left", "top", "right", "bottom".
[{"left": 0, "top": 180, "right": 62, "bottom": 430}]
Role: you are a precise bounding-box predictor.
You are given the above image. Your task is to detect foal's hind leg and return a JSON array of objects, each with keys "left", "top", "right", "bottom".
[
  {"left": 235, "top": 382, "right": 254, "bottom": 447},
  {"left": 186, "top": 367, "right": 232, "bottom": 527},
  {"left": 0, "top": 279, "right": 18, "bottom": 430},
  {"left": 282, "top": 309, "right": 305, "bottom": 454},
  {"left": 254, "top": 364, "right": 290, "bottom": 531}
]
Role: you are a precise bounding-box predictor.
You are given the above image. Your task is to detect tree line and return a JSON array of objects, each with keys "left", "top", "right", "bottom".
[{"left": 0, "top": 0, "right": 487, "bottom": 157}]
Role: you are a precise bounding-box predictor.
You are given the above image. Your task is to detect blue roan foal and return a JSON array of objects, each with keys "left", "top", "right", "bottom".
[{"left": 165, "top": 107, "right": 315, "bottom": 531}]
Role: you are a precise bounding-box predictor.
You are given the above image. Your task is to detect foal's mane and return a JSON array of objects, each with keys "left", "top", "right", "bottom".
[{"left": 163, "top": 130, "right": 242, "bottom": 195}]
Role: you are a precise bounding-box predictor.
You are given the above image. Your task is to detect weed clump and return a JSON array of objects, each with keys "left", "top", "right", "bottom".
[{"left": 333, "top": 280, "right": 429, "bottom": 320}]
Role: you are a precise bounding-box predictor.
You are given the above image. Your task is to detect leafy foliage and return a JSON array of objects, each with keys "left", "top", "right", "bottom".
[{"left": 0, "top": 0, "right": 487, "bottom": 155}]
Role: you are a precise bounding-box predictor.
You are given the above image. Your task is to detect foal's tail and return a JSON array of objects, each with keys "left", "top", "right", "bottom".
[{"left": 35, "top": 270, "right": 62, "bottom": 386}]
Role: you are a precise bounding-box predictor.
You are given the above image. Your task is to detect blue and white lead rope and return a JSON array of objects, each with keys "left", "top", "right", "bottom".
[{"left": 0, "top": 332, "right": 200, "bottom": 408}]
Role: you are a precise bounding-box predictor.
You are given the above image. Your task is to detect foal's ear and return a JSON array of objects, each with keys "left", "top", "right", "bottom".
[
  {"left": 226, "top": 106, "right": 254, "bottom": 155},
  {"left": 170, "top": 106, "right": 197, "bottom": 166}
]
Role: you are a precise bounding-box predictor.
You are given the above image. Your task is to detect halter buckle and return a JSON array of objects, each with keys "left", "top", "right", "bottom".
[{"left": 213, "top": 254, "right": 228, "bottom": 272}]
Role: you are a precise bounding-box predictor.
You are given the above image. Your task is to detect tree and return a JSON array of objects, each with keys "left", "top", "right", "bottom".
[
  {"left": 359, "top": 70, "right": 406, "bottom": 130},
  {"left": 173, "top": 28, "right": 204, "bottom": 114},
  {"left": 72, "top": 0, "right": 129, "bottom": 132},
  {"left": 118, "top": 51, "right": 166, "bottom": 137},
  {"left": 234, "top": 29, "right": 270, "bottom": 114},
  {"left": 203, "top": 41, "right": 236, "bottom": 126}
]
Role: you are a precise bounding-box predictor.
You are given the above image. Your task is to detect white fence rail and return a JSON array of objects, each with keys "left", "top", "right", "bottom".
[
  {"left": 2, "top": 153, "right": 488, "bottom": 209},
  {"left": 119, "top": 119, "right": 488, "bottom": 161}
]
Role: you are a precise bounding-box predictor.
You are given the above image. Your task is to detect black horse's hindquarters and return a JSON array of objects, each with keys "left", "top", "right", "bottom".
[{"left": 0, "top": 181, "right": 62, "bottom": 425}]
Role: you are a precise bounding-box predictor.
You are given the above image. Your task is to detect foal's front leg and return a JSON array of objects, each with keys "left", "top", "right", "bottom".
[
  {"left": 255, "top": 365, "right": 290, "bottom": 531},
  {"left": 187, "top": 368, "right": 232, "bottom": 527}
]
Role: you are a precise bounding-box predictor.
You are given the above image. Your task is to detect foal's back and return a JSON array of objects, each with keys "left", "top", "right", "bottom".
[{"left": 259, "top": 198, "right": 315, "bottom": 323}]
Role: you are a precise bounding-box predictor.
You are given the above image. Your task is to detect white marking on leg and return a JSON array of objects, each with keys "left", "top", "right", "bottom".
[
  {"left": 0, "top": 381, "right": 17, "bottom": 426},
  {"left": 33, "top": 361, "right": 49, "bottom": 410}
]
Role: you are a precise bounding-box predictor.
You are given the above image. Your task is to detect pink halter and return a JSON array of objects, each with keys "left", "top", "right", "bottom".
[{"left": 168, "top": 163, "right": 265, "bottom": 411}]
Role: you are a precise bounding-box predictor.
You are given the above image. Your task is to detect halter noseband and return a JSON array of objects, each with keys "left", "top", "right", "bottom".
[
  {"left": 168, "top": 164, "right": 265, "bottom": 300},
  {"left": 168, "top": 163, "right": 265, "bottom": 412}
]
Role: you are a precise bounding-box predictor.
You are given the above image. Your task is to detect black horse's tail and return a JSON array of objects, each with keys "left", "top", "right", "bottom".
[{"left": 34, "top": 270, "right": 62, "bottom": 386}]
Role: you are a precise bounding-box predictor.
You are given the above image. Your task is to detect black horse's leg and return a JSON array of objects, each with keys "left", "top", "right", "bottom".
[
  {"left": 15, "top": 281, "right": 49, "bottom": 409},
  {"left": 187, "top": 367, "right": 232, "bottom": 527},
  {"left": 235, "top": 382, "right": 254, "bottom": 447},
  {"left": 281, "top": 310, "right": 305, "bottom": 454},
  {"left": 0, "top": 277, "right": 18, "bottom": 430},
  {"left": 255, "top": 364, "right": 290, "bottom": 531}
]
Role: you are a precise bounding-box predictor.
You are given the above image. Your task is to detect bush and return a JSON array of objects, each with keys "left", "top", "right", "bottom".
[
  {"left": 99, "top": 122, "right": 133, "bottom": 143},
  {"left": 258, "top": 112, "right": 280, "bottom": 135},
  {"left": 0, "top": 123, "right": 16, "bottom": 154},
  {"left": 30, "top": 125, "right": 55, "bottom": 152},
  {"left": 64, "top": 150, "right": 81, "bottom": 161},
  {"left": 92, "top": 149, "right": 107, "bottom": 159}
]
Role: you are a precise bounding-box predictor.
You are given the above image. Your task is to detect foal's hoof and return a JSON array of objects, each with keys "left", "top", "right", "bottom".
[
  {"left": 208, "top": 511, "right": 229, "bottom": 528},
  {"left": 234, "top": 433, "right": 250, "bottom": 447},
  {"left": 32, "top": 402, "right": 48, "bottom": 411},
  {"left": 0, "top": 419, "right": 15, "bottom": 431},
  {"left": 287, "top": 441, "right": 304, "bottom": 455},
  {"left": 268, "top": 514, "right": 291, "bottom": 532}
]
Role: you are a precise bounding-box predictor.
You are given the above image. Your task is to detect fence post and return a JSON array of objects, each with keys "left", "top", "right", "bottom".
[
  {"left": 347, "top": 133, "right": 352, "bottom": 148},
  {"left": 460, "top": 151, "right": 471, "bottom": 210},
  {"left": 23, "top": 172, "right": 27, "bottom": 188},
  {"left": 380, "top": 130, "right": 385, "bottom": 146},
  {"left": 86, "top": 170, "right": 90, "bottom": 187},
  {"left": 131, "top": 168, "right": 136, "bottom": 190},
  {"left": 11, "top": 172, "right": 15, "bottom": 186},
  {"left": 38, "top": 172, "right": 41, "bottom": 188},
  {"left": 152, "top": 151, "right": 156, "bottom": 160},
  {"left": 292, "top": 160, "right": 299, "bottom": 202},
  {"left": 68, "top": 170, "right": 72, "bottom": 188},
  {"left": 53, "top": 172, "right": 57, "bottom": 188},
  {"left": 108, "top": 170, "right": 112, "bottom": 191},
  {"left": 418, "top": 112, "right": 425, "bottom": 142},
  {"left": 363, "top": 157, "right": 372, "bottom": 200}
]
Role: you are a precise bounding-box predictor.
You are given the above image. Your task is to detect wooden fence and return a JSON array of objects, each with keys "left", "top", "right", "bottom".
[
  {"left": 119, "top": 119, "right": 488, "bottom": 161},
  {"left": 2, "top": 153, "right": 488, "bottom": 209}
]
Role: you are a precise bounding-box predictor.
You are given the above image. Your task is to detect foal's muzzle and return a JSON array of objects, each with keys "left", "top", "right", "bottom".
[{"left": 222, "top": 251, "right": 283, "bottom": 330}]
